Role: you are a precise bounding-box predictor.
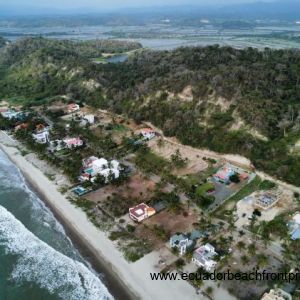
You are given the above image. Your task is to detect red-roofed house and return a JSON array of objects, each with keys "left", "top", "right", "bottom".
[
  {"left": 15, "top": 123, "right": 29, "bottom": 131},
  {"left": 36, "top": 124, "right": 46, "bottom": 133},
  {"left": 67, "top": 103, "right": 80, "bottom": 114},
  {"left": 0, "top": 108, "right": 8, "bottom": 113},
  {"left": 129, "top": 203, "right": 156, "bottom": 222},
  {"left": 213, "top": 166, "right": 235, "bottom": 184},
  {"left": 63, "top": 137, "right": 83, "bottom": 148},
  {"left": 82, "top": 156, "right": 98, "bottom": 169},
  {"left": 139, "top": 128, "right": 156, "bottom": 140},
  {"left": 239, "top": 172, "right": 249, "bottom": 181}
]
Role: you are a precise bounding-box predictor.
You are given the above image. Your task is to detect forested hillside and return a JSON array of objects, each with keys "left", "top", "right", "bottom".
[
  {"left": 0, "top": 36, "right": 6, "bottom": 48},
  {"left": 1, "top": 38, "right": 300, "bottom": 185}
]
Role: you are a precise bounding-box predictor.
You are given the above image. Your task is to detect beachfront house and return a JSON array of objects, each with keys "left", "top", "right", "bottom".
[
  {"left": 139, "top": 128, "right": 156, "bottom": 141},
  {"left": 67, "top": 103, "right": 80, "bottom": 114},
  {"left": 32, "top": 130, "right": 50, "bottom": 144},
  {"left": 170, "top": 233, "right": 193, "bottom": 255},
  {"left": 79, "top": 156, "right": 120, "bottom": 183},
  {"left": 1, "top": 109, "right": 24, "bottom": 120},
  {"left": 82, "top": 156, "right": 98, "bottom": 169},
  {"left": 288, "top": 213, "right": 300, "bottom": 240},
  {"left": 192, "top": 243, "right": 217, "bottom": 271},
  {"left": 32, "top": 124, "right": 50, "bottom": 144},
  {"left": 129, "top": 203, "right": 156, "bottom": 222},
  {"left": 63, "top": 137, "right": 83, "bottom": 149}
]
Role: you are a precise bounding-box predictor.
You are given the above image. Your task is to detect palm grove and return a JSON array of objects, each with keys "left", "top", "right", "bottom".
[{"left": 1, "top": 37, "right": 300, "bottom": 185}]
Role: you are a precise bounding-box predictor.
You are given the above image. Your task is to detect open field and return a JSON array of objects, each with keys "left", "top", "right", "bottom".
[
  {"left": 144, "top": 208, "right": 198, "bottom": 234},
  {"left": 148, "top": 138, "right": 212, "bottom": 175},
  {"left": 86, "top": 173, "right": 156, "bottom": 204},
  {"left": 134, "top": 209, "right": 198, "bottom": 250}
]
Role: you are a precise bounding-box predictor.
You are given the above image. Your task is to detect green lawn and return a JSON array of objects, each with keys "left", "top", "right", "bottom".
[
  {"left": 112, "top": 124, "right": 128, "bottom": 132},
  {"left": 196, "top": 182, "right": 215, "bottom": 196}
]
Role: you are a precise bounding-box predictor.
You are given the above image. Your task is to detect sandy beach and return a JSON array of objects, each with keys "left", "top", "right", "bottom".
[{"left": 0, "top": 132, "right": 202, "bottom": 300}]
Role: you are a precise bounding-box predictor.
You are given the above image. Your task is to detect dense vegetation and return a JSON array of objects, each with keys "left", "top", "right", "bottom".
[
  {"left": 1, "top": 38, "right": 300, "bottom": 185},
  {"left": 0, "top": 36, "right": 6, "bottom": 48},
  {"left": 0, "top": 37, "right": 141, "bottom": 66}
]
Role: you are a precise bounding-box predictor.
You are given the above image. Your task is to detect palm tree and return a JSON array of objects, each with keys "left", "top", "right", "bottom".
[
  {"left": 256, "top": 253, "right": 268, "bottom": 268},
  {"left": 248, "top": 243, "right": 256, "bottom": 256},
  {"left": 241, "top": 255, "right": 249, "bottom": 265},
  {"left": 236, "top": 241, "right": 246, "bottom": 250},
  {"left": 205, "top": 286, "right": 214, "bottom": 296}
]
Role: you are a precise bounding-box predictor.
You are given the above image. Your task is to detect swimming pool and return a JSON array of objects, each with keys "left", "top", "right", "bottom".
[{"left": 72, "top": 186, "right": 87, "bottom": 196}]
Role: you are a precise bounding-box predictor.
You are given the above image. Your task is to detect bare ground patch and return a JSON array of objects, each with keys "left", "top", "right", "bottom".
[
  {"left": 148, "top": 138, "right": 211, "bottom": 176},
  {"left": 86, "top": 173, "right": 156, "bottom": 204},
  {"left": 134, "top": 209, "right": 198, "bottom": 249}
]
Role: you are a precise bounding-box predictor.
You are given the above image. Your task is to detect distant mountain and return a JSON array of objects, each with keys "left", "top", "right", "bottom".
[{"left": 219, "top": 0, "right": 300, "bottom": 20}]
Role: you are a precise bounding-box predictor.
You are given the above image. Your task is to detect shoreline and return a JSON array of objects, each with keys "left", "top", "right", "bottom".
[
  {"left": 0, "top": 142, "right": 137, "bottom": 300},
  {"left": 23, "top": 166, "right": 135, "bottom": 300},
  {"left": 0, "top": 133, "right": 203, "bottom": 300}
]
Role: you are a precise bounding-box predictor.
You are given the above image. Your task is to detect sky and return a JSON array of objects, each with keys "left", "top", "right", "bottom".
[{"left": 1, "top": 0, "right": 276, "bottom": 11}]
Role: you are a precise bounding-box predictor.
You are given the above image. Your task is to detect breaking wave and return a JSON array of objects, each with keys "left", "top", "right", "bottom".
[
  {"left": 0, "top": 150, "right": 66, "bottom": 235},
  {"left": 0, "top": 205, "right": 113, "bottom": 300}
]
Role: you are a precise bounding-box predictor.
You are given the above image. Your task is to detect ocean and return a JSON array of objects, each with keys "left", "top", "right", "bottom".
[{"left": 0, "top": 149, "right": 113, "bottom": 300}]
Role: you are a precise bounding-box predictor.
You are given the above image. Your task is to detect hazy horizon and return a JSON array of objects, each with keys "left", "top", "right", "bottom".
[
  {"left": 0, "top": 0, "right": 278, "bottom": 14},
  {"left": 1, "top": 0, "right": 298, "bottom": 21}
]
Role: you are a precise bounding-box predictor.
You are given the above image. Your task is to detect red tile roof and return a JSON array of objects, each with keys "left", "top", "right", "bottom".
[
  {"left": 141, "top": 128, "right": 155, "bottom": 133},
  {"left": 129, "top": 203, "right": 149, "bottom": 218}
]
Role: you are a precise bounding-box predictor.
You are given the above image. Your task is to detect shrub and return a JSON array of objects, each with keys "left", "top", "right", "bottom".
[
  {"left": 175, "top": 258, "right": 186, "bottom": 269},
  {"left": 124, "top": 251, "right": 143, "bottom": 262},
  {"left": 230, "top": 173, "right": 240, "bottom": 183},
  {"left": 253, "top": 209, "right": 261, "bottom": 217},
  {"left": 259, "top": 180, "right": 276, "bottom": 190},
  {"left": 126, "top": 224, "right": 136, "bottom": 233}
]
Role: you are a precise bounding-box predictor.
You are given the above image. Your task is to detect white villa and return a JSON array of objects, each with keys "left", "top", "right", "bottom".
[
  {"left": 192, "top": 243, "right": 217, "bottom": 271},
  {"left": 79, "top": 156, "right": 120, "bottom": 183},
  {"left": 170, "top": 234, "right": 193, "bottom": 255},
  {"left": 63, "top": 137, "right": 83, "bottom": 148},
  {"left": 32, "top": 130, "right": 49, "bottom": 144},
  {"left": 139, "top": 128, "right": 156, "bottom": 141}
]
